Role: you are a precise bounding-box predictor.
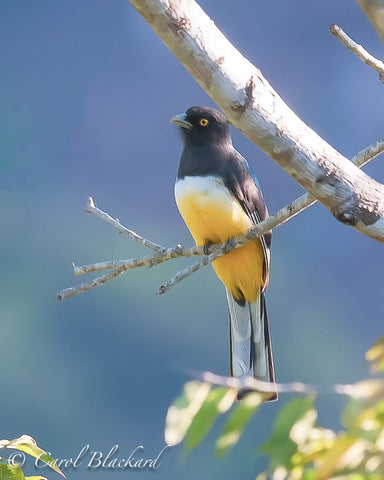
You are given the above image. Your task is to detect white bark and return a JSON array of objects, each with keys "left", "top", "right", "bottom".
[
  {"left": 330, "top": 24, "right": 384, "bottom": 82},
  {"left": 129, "top": 0, "right": 384, "bottom": 242}
]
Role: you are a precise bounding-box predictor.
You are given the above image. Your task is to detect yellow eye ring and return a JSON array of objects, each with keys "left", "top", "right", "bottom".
[{"left": 199, "top": 118, "right": 209, "bottom": 127}]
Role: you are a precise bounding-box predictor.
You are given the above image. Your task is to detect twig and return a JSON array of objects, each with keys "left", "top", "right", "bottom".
[
  {"left": 57, "top": 267, "right": 128, "bottom": 300},
  {"left": 156, "top": 195, "right": 316, "bottom": 294},
  {"left": 85, "top": 197, "right": 165, "bottom": 253},
  {"left": 57, "top": 242, "right": 205, "bottom": 300},
  {"left": 72, "top": 246, "right": 201, "bottom": 276},
  {"left": 57, "top": 138, "right": 384, "bottom": 301},
  {"left": 157, "top": 138, "right": 384, "bottom": 294},
  {"left": 202, "top": 370, "right": 315, "bottom": 395},
  {"left": 330, "top": 24, "right": 384, "bottom": 83},
  {"left": 354, "top": 137, "right": 384, "bottom": 167},
  {"left": 200, "top": 370, "right": 384, "bottom": 399},
  {"left": 58, "top": 195, "right": 309, "bottom": 301},
  {"left": 72, "top": 260, "right": 129, "bottom": 275}
]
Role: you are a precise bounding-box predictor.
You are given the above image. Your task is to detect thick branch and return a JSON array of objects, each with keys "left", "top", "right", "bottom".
[
  {"left": 129, "top": 0, "right": 384, "bottom": 242},
  {"left": 357, "top": 0, "right": 384, "bottom": 43}
]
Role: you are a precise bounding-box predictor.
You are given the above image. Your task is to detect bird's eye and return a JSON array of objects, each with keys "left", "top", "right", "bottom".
[{"left": 199, "top": 118, "right": 209, "bottom": 127}]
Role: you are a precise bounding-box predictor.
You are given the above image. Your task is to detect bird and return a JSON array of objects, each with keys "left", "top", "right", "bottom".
[{"left": 172, "top": 105, "right": 277, "bottom": 401}]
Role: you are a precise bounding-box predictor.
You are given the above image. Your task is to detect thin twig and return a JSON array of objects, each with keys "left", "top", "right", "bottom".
[
  {"left": 201, "top": 370, "right": 384, "bottom": 399},
  {"left": 58, "top": 195, "right": 308, "bottom": 301},
  {"left": 86, "top": 197, "right": 166, "bottom": 253},
  {"left": 57, "top": 138, "right": 384, "bottom": 301},
  {"left": 58, "top": 243, "right": 205, "bottom": 300},
  {"left": 57, "top": 267, "right": 127, "bottom": 300},
  {"left": 72, "top": 257, "right": 155, "bottom": 276},
  {"left": 72, "top": 246, "right": 201, "bottom": 276},
  {"left": 353, "top": 137, "right": 384, "bottom": 168},
  {"left": 330, "top": 24, "right": 384, "bottom": 83},
  {"left": 157, "top": 138, "right": 384, "bottom": 294},
  {"left": 202, "top": 370, "right": 315, "bottom": 395},
  {"left": 156, "top": 195, "right": 316, "bottom": 294}
]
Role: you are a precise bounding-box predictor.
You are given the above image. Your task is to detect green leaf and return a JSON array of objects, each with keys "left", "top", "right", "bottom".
[
  {"left": 184, "top": 387, "right": 237, "bottom": 452},
  {"left": 260, "top": 395, "right": 316, "bottom": 469},
  {"left": 255, "top": 472, "right": 268, "bottom": 480},
  {"left": 165, "top": 381, "right": 212, "bottom": 446},
  {"left": 0, "top": 463, "right": 26, "bottom": 480},
  {"left": 216, "top": 392, "right": 263, "bottom": 457},
  {"left": 3, "top": 436, "right": 64, "bottom": 478},
  {"left": 366, "top": 335, "right": 384, "bottom": 373},
  {"left": 291, "top": 426, "right": 336, "bottom": 469},
  {"left": 301, "top": 469, "right": 317, "bottom": 480},
  {"left": 25, "top": 477, "right": 48, "bottom": 480},
  {"left": 353, "top": 400, "right": 384, "bottom": 438},
  {"left": 316, "top": 435, "right": 362, "bottom": 480},
  {"left": 342, "top": 398, "right": 367, "bottom": 431}
]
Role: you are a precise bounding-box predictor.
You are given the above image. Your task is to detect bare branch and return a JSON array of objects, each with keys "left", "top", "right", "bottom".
[
  {"left": 57, "top": 268, "right": 128, "bottom": 300},
  {"left": 356, "top": 0, "right": 384, "bottom": 44},
  {"left": 129, "top": 0, "right": 384, "bottom": 242},
  {"left": 330, "top": 24, "right": 384, "bottom": 82},
  {"left": 57, "top": 243, "right": 201, "bottom": 301},
  {"left": 201, "top": 370, "right": 314, "bottom": 396},
  {"left": 157, "top": 138, "right": 384, "bottom": 294},
  {"left": 200, "top": 370, "right": 384, "bottom": 399},
  {"left": 156, "top": 195, "right": 316, "bottom": 295},
  {"left": 354, "top": 137, "right": 384, "bottom": 167},
  {"left": 86, "top": 197, "right": 165, "bottom": 253},
  {"left": 57, "top": 139, "right": 384, "bottom": 300}
]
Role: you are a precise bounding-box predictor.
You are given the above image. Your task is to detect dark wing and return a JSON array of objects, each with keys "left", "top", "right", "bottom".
[{"left": 224, "top": 149, "right": 271, "bottom": 291}]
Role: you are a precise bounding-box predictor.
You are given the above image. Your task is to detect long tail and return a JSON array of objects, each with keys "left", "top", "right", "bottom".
[{"left": 225, "top": 288, "right": 277, "bottom": 401}]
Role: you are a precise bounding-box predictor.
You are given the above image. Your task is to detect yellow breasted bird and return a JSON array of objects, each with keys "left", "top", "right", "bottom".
[{"left": 172, "top": 106, "right": 277, "bottom": 400}]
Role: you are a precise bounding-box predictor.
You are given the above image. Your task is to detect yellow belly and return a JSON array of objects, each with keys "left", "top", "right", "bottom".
[{"left": 175, "top": 176, "right": 265, "bottom": 303}]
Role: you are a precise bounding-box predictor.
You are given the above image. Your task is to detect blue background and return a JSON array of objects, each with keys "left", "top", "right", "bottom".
[{"left": 1, "top": 1, "right": 383, "bottom": 478}]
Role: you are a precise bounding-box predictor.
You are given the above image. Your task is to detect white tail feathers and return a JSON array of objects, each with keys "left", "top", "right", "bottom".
[{"left": 226, "top": 288, "right": 276, "bottom": 396}]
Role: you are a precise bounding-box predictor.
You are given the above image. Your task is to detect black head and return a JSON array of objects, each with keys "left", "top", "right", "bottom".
[{"left": 171, "top": 106, "right": 231, "bottom": 147}]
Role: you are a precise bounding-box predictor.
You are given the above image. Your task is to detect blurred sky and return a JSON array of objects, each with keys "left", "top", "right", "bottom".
[{"left": 1, "top": 1, "right": 383, "bottom": 479}]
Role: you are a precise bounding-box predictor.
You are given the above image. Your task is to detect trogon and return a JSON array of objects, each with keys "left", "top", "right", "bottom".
[{"left": 172, "top": 106, "right": 277, "bottom": 400}]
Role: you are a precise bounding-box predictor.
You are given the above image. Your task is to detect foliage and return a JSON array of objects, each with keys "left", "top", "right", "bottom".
[
  {"left": 0, "top": 435, "right": 64, "bottom": 480},
  {"left": 165, "top": 336, "right": 384, "bottom": 479}
]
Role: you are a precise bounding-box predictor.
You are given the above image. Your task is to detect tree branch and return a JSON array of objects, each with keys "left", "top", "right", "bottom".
[
  {"left": 85, "top": 197, "right": 165, "bottom": 253},
  {"left": 57, "top": 138, "right": 384, "bottom": 301},
  {"left": 356, "top": 0, "right": 384, "bottom": 43},
  {"left": 200, "top": 370, "right": 384, "bottom": 399},
  {"left": 157, "top": 138, "right": 384, "bottom": 294},
  {"left": 330, "top": 24, "right": 384, "bottom": 82},
  {"left": 129, "top": 0, "right": 384, "bottom": 242}
]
